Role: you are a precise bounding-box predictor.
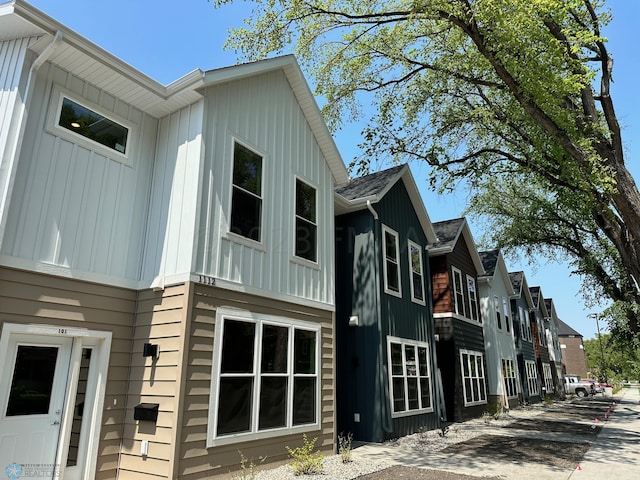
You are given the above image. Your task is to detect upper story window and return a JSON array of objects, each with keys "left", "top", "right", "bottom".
[
  {"left": 408, "top": 241, "right": 425, "bottom": 304},
  {"left": 295, "top": 179, "right": 317, "bottom": 262},
  {"left": 494, "top": 295, "right": 502, "bottom": 329},
  {"left": 48, "top": 86, "right": 135, "bottom": 166},
  {"left": 58, "top": 97, "right": 129, "bottom": 154},
  {"left": 382, "top": 225, "right": 401, "bottom": 297},
  {"left": 503, "top": 298, "right": 511, "bottom": 333},
  {"left": 467, "top": 275, "right": 479, "bottom": 322},
  {"left": 452, "top": 267, "right": 465, "bottom": 316},
  {"left": 230, "top": 142, "right": 263, "bottom": 242}
]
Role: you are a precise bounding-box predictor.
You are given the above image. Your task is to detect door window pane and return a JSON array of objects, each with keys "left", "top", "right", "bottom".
[{"left": 6, "top": 346, "right": 58, "bottom": 416}]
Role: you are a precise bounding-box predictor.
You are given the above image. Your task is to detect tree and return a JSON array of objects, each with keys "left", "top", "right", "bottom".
[
  {"left": 212, "top": 0, "right": 640, "bottom": 341},
  {"left": 584, "top": 333, "right": 640, "bottom": 381}
]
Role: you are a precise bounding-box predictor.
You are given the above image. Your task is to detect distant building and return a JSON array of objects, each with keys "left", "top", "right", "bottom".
[{"left": 558, "top": 320, "right": 589, "bottom": 378}]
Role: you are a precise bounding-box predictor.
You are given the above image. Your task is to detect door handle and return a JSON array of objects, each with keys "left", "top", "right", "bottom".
[{"left": 51, "top": 420, "right": 60, "bottom": 425}]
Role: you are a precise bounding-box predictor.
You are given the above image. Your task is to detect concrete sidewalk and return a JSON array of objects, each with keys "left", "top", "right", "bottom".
[
  {"left": 352, "top": 387, "right": 640, "bottom": 480},
  {"left": 568, "top": 387, "right": 640, "bottom": 480}
]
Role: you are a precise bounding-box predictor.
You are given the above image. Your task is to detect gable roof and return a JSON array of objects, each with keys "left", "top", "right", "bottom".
[
  {"left": 335, "top": 164, "right": 437, "bottom": 243},
  {"left": 0, "top": 0, "right": 349, "bottom": 185},
  {"left": 529, "top": 286, "right": 550, "bottom": 317},
  {"left": 478, "top": 249, "right": 515, "bottom": 295},
  {"left": 509, "top": 271, "right": 535, "bottom": 307},
  {"left": 558, "top": 319, "right": 583, "bottom": 337},
  {"left": 428, "top": 217, "right": 485, "bottom": 274}
]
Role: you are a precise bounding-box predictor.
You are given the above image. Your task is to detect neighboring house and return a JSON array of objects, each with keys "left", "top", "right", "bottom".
[
  {"left": 558, "top": 319, "right": 589, "bottom": 378},
  {"left": 545, "top": 298, "right": 566, "bottom": 397},
  {"left": 509, "top": 271, "right": 542, "bottom": 404},
  {"left": 334, "top": 165, "right": 441, "bottom": 442},
  {"left": 478, "top": 249, "right": 519, "bottom": 410},
  {"left": 0, "top": 2, "right": 349, "bottom": 478},
  {"left": 428, "top": 218, "right": 487, "bottom": 422},
  {"left": 529, "top": 286, "right": 555, "bottom": 396}
]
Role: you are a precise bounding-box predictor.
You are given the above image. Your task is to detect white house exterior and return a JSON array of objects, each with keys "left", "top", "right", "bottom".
[
  {"left": 478, "top": 249, "right": 519, "bottom": 409},
  {"left": 0, "top": 1, "right": 348, "bottom": 478}
]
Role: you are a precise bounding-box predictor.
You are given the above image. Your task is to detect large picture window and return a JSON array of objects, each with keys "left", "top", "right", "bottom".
[
  {"left": 387, "top": 337, "right": 432, "bottom": 417},
  {"left": 460, "top": 350, "right": 487, "bottom": 406},
  {"left": 230, "top": 142, "right": 263, "bottom": 242},
  {"left": 408, "top": 241, "right": 425, "bottom": 304},
  {"left": 525, "top": 360, "right": 539, "bottom": 396},
  {"left": 208, "top": 310, "right": 319, "bottom": 446},
  {"left": 295, "top": 179, "right": 317, "bottom": 262},
  {"left": 382, "top": 225, "right": 401, "bottom": 297},
  {"left": 452, "top": 267, "right": 465, "bottom": 316},
  {"left": 502, "top": 358, "right": 518, "bottom": 398}
]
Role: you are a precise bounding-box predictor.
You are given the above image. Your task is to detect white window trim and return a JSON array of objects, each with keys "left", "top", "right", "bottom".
[
  {"left": 525, "top": 360, "right": 539, "bottom": 396},
  {"left": 466, "top": 275, "right": 479, "bottom": 322},
  {"left": 387, "top": 336, "right": 434, "bottom": 418},
  {"left": 207, "top": 308, "right": 321, "bottom": 447},
  {"left": 382, "top": 224, "right": 402, "bottom": 298},
  {"left": 460, "top": 349, "right": 487, "bottom": 406},
  {"left": 503, "top": 298, "right": 511, "bottom": 333},
  {"left": 502, "top": 358, "right": 518, "bottom": 399},
  {"left": 452, "top": 266, "right": 465, "bottom": 316},
  {"left": 408, "top": 240, "right": 426, "bottom": 305},
  {"left": 292, "top": 176, "right": 319, "bottom": 266},
  {"left": 225, "top": 137, "right": 266, "bottom": 249},
  {"left": 543, "top": 363, "right": 554, "bottom": 394},
  {"left": 46, "top": 84, "right": 135, "bottom": 167}
]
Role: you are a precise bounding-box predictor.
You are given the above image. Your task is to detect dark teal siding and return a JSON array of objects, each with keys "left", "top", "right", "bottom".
[{"left": 335, "top": 180, "right": 440, "bottom": 443}]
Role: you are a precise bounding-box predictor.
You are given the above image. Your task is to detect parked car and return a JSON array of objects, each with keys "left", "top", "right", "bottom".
[
  {"left": 583, "top": 379, "right": 605, "bottom": 394},
  {"left": 564, "top": 374, "right": 596, "bottom": 397}
]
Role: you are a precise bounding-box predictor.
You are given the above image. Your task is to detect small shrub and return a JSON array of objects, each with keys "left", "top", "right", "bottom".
[
  {"left": 231, "top": 451, "right": 265, "bottom": 480},
  {"left": 286, "top": 434, "right": 324, "bottom": 475},
  {"left": 338, "top": 432, "right": 353, "bottom": 463}
]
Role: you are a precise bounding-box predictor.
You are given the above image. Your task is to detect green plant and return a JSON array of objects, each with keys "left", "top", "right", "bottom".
[
  {"left": 338, "top": 432, "right": 353, "bottom": 463},
  {"left": 231, "top": 451, "right": 265, "bottom": 480},
  {"left": 286, "top": 434, "right": 324, "bottom": 475}
]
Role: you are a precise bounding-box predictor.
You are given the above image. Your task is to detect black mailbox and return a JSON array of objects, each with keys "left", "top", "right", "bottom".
[{"left": 134, "top": 403, "right": 159, "bottom": 422}]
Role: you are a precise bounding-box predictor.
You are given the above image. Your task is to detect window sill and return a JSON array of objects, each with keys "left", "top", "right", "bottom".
[
  {"left": 391, "top": 407, "right": 434, "bottom": 419},
  {"left": 223, "top": 231, "right": 267, "bottom": 252},
  {"left": 290, "top": 255, "right": 320, "bottom": 270},
  {"left": 206, "top": 422, "right": 320, "bottom": 448}
]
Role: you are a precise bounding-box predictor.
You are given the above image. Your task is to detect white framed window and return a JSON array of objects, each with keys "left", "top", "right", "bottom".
[
  {"left": 543, "top": 363, "right": 554, "bottom": 394},
  {"left": 494, "top": 295, "right": 502, "bottom": 329},
  {"left": 452, "top": 267, "right": 465, "bottom": 316},
  {"left": 382, "top": 225, "right": 401, "bottom": 297},
  {"left": 526, "top": 310, "right": 533, "bottom": 341},
  {"left": 467, "top": 275, "right": 479, "bottom": 322},
  {"left": 503, "top": 298, "right": 511, "bottom": 333},
  {"left": 47, "top": 85, "right": 134, "bottom": 166},
  {"left": 408, "top": 240, "right": 425, "bottom": 304},
  {"left": 230, "top": 140, "right": 264, "bottom": 243},
  {"left": 207, "top": 309, "right": 320, "bottom": 446},
  {"left": 294, "top": 178, "right": 317, "bottom": 263},
  {"left": 525, "top": 360, "right": 539, "bottom": 396},
  {"left": 502, "top": 358, "right": 518, "bottom": 398},
  {"left": 387, "top": 337, "right": 433, "bottom": 417},
  {"left": 460, "top": 350, "right": 487, "bottom": 406}
]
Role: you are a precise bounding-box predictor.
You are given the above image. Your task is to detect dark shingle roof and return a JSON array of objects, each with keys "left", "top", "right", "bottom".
[
  {"left": 479, "top": 249, "right": 500, "bottom": 277},
  {"left": 335, "top": 165, "right": 405, "bottom": 200},
  {"left": 509, "top": 271, "right": 524, "bottom": 294},
  {"left": 431, "top": 218, "right": 465, "bottom": 249},
  {"left": 544, "top": 298, "right": 553, "bottom": 313},
  {"left": 558, "top": 319, "right": 583, "bottom": 337},
  {"left": 529, "top": 286, "right": 541, "bottom": 308}
]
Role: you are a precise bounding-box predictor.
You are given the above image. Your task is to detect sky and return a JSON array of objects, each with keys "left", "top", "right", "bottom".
[{"left": 24, "top": 0, "right": 640, "bottom": 340}]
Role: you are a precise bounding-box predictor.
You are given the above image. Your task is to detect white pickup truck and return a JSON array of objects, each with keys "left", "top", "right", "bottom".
[{"left": 564, "top": 374, "right": 596, "bottom": 397}]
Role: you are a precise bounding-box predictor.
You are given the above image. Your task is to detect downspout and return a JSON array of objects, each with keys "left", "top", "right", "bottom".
[
  {"left": 367, "top": 201, "right": 392, "bottom": 437},
  {"left": 0, "top": 30, "right": 63, "bottom": 244}
]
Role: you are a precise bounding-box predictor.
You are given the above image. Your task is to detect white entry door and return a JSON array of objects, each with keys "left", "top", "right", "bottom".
[{"left": 0, "top": 333, "right": 72, "bottom": 479}]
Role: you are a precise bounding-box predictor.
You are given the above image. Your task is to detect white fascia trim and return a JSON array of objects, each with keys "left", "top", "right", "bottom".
[{"left": 432, "top": 312, "right": 483, "bottom": 327}]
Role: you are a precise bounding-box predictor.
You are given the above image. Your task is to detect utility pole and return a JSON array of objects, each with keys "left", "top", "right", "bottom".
[{"left": 587, "top": 313, "right": 607, "bottom": 382}]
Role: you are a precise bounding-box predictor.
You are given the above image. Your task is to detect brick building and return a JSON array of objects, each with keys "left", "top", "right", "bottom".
[{"left": 558, "top": 319, "right": 589, "bottom": 378}]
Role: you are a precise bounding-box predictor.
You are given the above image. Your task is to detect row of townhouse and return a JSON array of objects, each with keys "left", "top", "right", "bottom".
[{"left": 0, "top": 2, "right": 567, "bottom": 478}]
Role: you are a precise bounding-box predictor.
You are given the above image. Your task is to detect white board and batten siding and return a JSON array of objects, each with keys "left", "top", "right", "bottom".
[
  {"left": 140, "top": 100, "right": 204, "bottom": 284},
  {"left": 0, "top": 60, "right": 157, "bottom": 285},
  {"left": 196, "top": 69, "right": 337, "bottom": 308}
]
